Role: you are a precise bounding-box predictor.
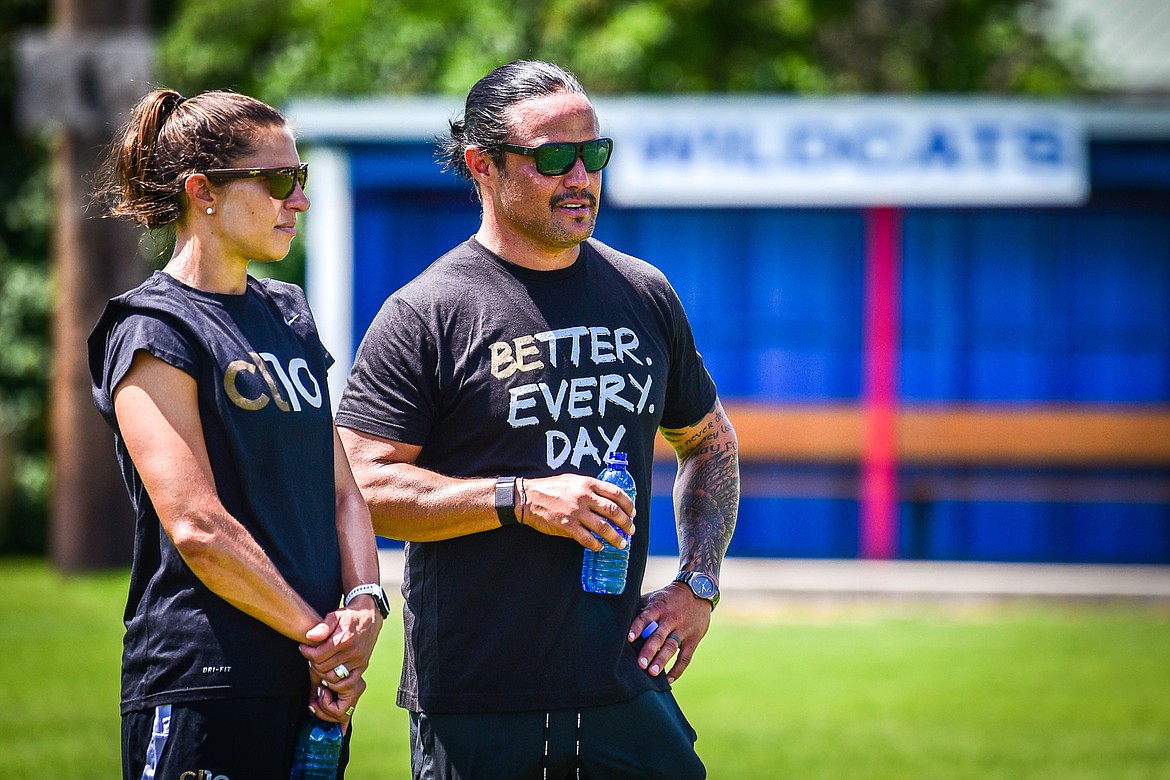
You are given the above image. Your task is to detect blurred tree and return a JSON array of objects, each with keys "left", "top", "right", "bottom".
[
  {"left": 0, "top": 0, "right": 178, "bottom": 556},
  {"left": 158, "top": 0, "right": 1095, "bottom": 101},
  {"left": 0, "top": 0, "right": 52, "bottom": 553}
]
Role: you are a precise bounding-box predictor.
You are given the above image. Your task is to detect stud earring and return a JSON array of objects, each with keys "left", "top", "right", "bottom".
[{"left": 205, "top": 207, "right": 214, "bottom": 215}]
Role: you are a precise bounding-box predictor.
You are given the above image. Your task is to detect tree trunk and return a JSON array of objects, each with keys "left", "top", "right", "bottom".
[{"left": 46, "top": 0, "right": 152, "bottom": 570}]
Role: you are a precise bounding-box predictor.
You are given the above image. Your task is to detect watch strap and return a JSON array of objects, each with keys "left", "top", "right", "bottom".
[
  {"left": 344, "top": 583, "right": 390, "bottom": 619},
  {"left": 495, "top": 476, "right": 519, "bottom": 526}
]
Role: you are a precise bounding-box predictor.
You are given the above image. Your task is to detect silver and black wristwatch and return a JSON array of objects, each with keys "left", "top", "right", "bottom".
[{"left": 673, "top": 570, "right": 720, "bottom": 611}]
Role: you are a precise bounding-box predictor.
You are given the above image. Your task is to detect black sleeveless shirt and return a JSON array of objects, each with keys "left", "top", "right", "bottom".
[{"left": 89, "top": 272, "right": 340, "bottom": 714}]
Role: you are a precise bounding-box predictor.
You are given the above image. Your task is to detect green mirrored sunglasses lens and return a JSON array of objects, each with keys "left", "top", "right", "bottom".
[
  {"left": 531, "top": 141, "right": 612, "bottom": 175},
  {"left": 534, "top": 145, "right": 579, "bottom": 175},
  {"left": 581, "top": 140, "right": 611, "bottom": 172}
]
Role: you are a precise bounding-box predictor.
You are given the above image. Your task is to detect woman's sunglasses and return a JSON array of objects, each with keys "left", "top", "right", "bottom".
[
  {"left": 495, "top": 138, "right": 613, "bottom": 176},
  {"left": 202, "top": 163, "right": 309, "bottom": 200}
]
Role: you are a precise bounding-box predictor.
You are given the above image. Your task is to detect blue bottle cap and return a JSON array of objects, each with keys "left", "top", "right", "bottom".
[{"left": 606, "top": 451, "right": 628, "bottom": 467}]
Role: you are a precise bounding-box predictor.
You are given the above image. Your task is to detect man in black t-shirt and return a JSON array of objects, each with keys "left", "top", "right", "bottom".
[{"left": 338, "top": 60, "right": 740, "bottom": 780}]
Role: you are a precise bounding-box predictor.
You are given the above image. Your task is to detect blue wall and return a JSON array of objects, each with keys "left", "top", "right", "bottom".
[
  {"left": 902, "top": 205, "right": 1170, "bottom": 403},
  {"left": 344, "top": 139, "right": 1170, "bottom": 564}
]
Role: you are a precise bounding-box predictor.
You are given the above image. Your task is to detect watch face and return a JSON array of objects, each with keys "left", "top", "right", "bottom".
[
  {"left": 689, "top": 574, "right": 717, "bottom": 599},
  {"left": 373, "top": 589, "right": 391, "bottom": 618}
]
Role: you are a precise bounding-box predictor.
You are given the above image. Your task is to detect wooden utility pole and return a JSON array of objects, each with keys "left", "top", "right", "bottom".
[{"left": 18, "top": 1, "right": 153, "bottom": 570}]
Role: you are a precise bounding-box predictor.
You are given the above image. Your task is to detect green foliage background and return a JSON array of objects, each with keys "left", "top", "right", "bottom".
[
  {"left": 0, "top": 0, "right": 52, "bottom": 552},
  {"left": 0, "top": 0, "right": 1098, "bottom": 554},
  {"left": 158, "top": 0, "right": 1096, "bottom": 103}
]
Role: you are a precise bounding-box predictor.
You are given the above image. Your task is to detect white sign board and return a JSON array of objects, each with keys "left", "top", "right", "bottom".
[{"left": 597, "top": 98, "right": 1088, "bottom": 206}]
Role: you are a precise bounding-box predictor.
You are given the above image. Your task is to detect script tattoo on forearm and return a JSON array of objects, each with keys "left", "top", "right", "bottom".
[{"left": 662, "top": 404, "right": 740, "bottom": 576}]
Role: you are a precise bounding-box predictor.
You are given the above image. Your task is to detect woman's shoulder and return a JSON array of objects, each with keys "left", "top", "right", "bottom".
[
  {"left": 94, "top": 273, "right": 188, "bottom": 340},
  {"left": 251, "top": 274, "right": 305, "bottom": 297},
  {"left": 250, "top": 275, "right": 311, "bottom": 312}
]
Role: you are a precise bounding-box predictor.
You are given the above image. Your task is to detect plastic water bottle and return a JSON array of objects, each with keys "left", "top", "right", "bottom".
[
  {"left": 290, "top": 715, "right": 342, "bottom": 779},
  {"left": 581, "top": 452, "right": 636, "bottom": 595}
]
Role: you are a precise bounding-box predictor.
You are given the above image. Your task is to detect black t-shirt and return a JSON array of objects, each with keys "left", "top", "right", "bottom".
[
  {"left": 88, "top": 272, "right": 341, "bottom": 714},
  {"left": 337, "top": 237, "right": 717, "bottom": 713}
]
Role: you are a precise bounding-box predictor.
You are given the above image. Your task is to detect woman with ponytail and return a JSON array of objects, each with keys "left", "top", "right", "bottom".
[{"left": 88, "top": 89, "right": 384, "bottom": 779}]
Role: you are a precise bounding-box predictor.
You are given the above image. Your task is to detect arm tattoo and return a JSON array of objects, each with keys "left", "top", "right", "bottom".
[{"left": 663, "top": 404, "right": 739, "bottom": 577}]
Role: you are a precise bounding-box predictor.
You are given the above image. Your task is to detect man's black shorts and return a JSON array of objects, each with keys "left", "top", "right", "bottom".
[{"left": 410, "top": 689, "right": 705, "bottom": 780}]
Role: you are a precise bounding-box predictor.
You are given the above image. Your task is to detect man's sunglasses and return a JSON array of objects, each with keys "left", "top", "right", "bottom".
[
  {"left": 495, "top": 138, "right": 613, "bottom": 176},
  {"left": 202, "top": 163, "right": 309, "bottom": 200}
]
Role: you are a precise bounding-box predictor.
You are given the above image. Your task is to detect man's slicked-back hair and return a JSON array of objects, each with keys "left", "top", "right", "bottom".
[{"left": 437, "top": 60, "right": 587, "bottom": 188}]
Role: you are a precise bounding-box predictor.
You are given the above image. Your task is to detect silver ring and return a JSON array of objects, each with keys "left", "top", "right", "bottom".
[
  {"left": 668, "top": 632, "right": 683, "bottom": 646},
  {"left": 333, "top": 663, "right": 350, "bottom": 680}
]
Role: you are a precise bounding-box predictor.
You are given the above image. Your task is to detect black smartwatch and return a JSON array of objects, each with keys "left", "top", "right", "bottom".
[
  {"left": 344, "top": 583, "right": 391, "bottom": 619},
  {"left": 673, "top": 571, "right": 720, "bottom": 611},
  {"left": 495, "top": 476, "right": 519, "bottom": 525}
]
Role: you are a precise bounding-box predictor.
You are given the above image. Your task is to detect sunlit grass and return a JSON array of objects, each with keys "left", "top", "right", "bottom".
[{"left": 3, "top": 560, "right": 1169, "bottom": 779}]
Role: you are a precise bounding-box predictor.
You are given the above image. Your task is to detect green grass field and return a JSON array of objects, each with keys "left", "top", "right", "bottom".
[{"left": 4, "top": 559, "right": 1170, "bottom": 779}]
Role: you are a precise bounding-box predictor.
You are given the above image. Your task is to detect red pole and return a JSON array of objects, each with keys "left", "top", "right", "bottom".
[{"left": 861, "top": 206, "right": 901, "bottom": 559}]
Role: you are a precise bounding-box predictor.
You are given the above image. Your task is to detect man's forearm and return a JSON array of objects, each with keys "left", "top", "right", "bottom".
[
  {"left": 339, "top": 427, "right": 504, "bottom": 542},
  {"left": 667, "top": 402, "right": 740, "bottom": 577},
  {"left": 361, "top": 462, "right": 500, "bottom": 542}
]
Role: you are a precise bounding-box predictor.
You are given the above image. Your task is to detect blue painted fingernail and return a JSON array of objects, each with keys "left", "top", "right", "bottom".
[{"left": 641, "top": 621, "right": 658, "bottom": 639}]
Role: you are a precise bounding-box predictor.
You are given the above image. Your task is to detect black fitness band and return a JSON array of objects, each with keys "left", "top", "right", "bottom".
[{"left": 495, "top": 476, "right": 519, "bottom": 526}]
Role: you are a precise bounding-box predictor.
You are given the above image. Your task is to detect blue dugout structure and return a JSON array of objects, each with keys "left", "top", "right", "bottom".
[{"left": 288, "top": 96, "right": 1170, "bottom": 564}]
